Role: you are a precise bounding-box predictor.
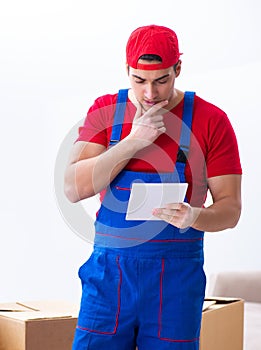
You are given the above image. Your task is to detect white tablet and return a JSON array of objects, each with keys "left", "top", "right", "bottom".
[{"left": 126, "top": 182, "right": 188, "bottom": 221}]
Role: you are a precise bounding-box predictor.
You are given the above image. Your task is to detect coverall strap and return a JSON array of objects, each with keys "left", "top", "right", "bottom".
[
  {"left": 109, "top": 88, "right": 129, "bottom": 145},
  {"left": 177, "top": 91, "right": 195, "bottom": 163}
]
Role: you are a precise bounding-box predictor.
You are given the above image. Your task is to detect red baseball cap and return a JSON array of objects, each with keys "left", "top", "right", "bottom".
[{"left": 126, "top": 24, "right": 182, "bottom": 70}]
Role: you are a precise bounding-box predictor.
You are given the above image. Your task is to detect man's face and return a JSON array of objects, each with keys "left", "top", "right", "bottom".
[{"left": 128, "top": 60, "right": 180, "bottom": 112}]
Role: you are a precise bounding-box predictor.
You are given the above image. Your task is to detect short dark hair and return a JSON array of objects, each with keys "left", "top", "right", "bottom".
[{"left": 138, "top": 54, "right": 179, "bottom": 73}]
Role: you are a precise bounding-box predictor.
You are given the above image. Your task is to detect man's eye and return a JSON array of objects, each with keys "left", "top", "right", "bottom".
[
  {"left": 135, "top": 80, "right": 145, "bottom": 84},
  {"left": 157, "top": 80, "right": 168, "bottom": 84}
]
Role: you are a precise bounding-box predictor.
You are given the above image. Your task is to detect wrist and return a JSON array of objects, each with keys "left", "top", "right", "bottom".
[
  {"left": 190, "top": 207, "right": 203, "bottom": 230},
  {"left": 123, "top": 134, "right": 150, "bottom": 152}
]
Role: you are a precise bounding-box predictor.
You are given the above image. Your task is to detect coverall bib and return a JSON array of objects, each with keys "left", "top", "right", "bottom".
[{"left": 72, "top": 90, "right": 206, "bottom": 350}]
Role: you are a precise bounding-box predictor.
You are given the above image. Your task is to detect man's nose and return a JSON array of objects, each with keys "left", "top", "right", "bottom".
[{"left": 144, "top": 83, "right": 157, "bottom": 100}]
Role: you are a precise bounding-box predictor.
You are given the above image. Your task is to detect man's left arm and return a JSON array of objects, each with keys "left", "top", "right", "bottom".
[{"left": 153, "top": 174, "right": 242, "bottom": 232}]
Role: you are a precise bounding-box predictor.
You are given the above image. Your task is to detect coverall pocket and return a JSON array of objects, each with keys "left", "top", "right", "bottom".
[
  {"left": 158, "top": 258, "right": 206, "bottom": 342},
  {"left": 77, "top": 252, "right": 122, "bottom": 335}
]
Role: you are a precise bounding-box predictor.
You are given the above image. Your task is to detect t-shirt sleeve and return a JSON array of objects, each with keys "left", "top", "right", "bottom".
[
  {"left": 206, "top": 111, "right": 242, "bottom": 178},
  {"left": 75, "top": 95, "right": 116, "bottom": 146}
]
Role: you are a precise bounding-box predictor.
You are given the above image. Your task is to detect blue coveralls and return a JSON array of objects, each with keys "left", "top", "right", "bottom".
[{"left": 72, "top": 90, "right": 206, "bottom": 350}]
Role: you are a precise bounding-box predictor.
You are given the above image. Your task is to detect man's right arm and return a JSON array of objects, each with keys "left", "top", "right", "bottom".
[
  {"left": 64, "top": 100, "right": 168, "bottom": 203},
  {"left": 64, "top": 138, "right": 144, "bottom": 202}
]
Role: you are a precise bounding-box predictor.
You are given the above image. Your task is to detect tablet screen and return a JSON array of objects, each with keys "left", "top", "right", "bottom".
[{"left": 126, "top": 183, "right": 188, "bottom": 221}]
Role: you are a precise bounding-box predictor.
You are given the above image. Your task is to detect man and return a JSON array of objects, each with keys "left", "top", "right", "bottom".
[{"left": 64, "top": 24, "right": 242, "bottom": 350}]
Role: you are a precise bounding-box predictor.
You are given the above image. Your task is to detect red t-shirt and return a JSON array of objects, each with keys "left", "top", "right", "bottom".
[{"left": 76, "top": 91, "right": 242, "bottom": 206}]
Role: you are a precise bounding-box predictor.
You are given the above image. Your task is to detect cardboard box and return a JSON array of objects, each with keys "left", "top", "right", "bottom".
[
  {"left": 200, "top": 297, "right": 244, "bottom": 350},
  {"left": 0, "top": 300, "right": 78, "bottom": 350},
  {"left": 0, "top": 298, "right": 243, "bottom": 350}
]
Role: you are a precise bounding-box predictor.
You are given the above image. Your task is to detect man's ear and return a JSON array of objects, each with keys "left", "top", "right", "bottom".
[
  {"left": 175, "top": 60, "right": 182, "bottom": 77},
  {"left": 126, "top": 63, "right": 130, "bottom": 75}
]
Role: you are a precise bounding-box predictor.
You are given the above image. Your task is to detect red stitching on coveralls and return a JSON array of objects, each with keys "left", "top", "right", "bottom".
[
  {"left": 158, "top": 258, "right": 199, "bottom": 343},
  {"left": 96, "top": 232, "right": 203, "bottom": 243},
  {"left": 158, "top": 258, "right": 164, "bottom": 339},
  {"left": 115, "top": 186, "right": 131, "bottom": 190},
  {"left": 76, "top": 255, "right": 122, "bottom": 335}
]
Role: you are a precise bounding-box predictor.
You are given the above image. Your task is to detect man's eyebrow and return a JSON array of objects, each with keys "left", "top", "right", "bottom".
[
  {"left": 131, "top": 74, "right": 145, "bottom": 80},
  {"left": 131, "top": 74, "right": 170, "bottom": 81},
  {"left": 155, "top": 74, "right": 170, "bottom": 81}
]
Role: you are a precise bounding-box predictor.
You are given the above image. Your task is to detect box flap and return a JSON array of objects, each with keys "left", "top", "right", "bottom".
[
  {"left": 0, "top": 302, "right": 31, "bottom": 312},
  {"left": 202, "top": 297, "right": 244, "bottom": 313},
  {"left": 204, "top": 297, "right": 243, "bottom": 304},
  {"left": 202, "top": 300, "right": 216, "bottom": 311},
  {"left": 0, "top": 300, "right": 79, "bottom": 321}
]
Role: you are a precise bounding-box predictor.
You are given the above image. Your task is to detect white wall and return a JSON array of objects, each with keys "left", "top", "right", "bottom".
[{"left": 1, "top": 0, "right": 261, "bottom": 303}]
